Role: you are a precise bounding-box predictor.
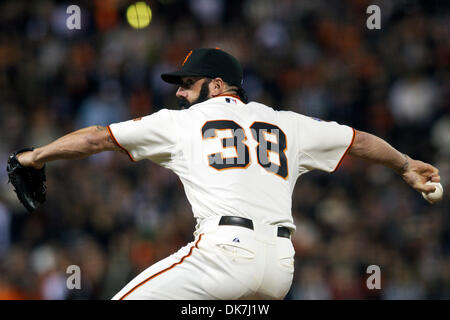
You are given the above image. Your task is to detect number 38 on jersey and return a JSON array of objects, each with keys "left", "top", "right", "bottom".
[{"left": 201, "top": 120, "right": 288, "bottom": 179}]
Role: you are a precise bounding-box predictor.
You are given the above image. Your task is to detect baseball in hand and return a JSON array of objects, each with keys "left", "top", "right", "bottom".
[{"left": 421, "top": 181, "right": 443, "bottom": 203}]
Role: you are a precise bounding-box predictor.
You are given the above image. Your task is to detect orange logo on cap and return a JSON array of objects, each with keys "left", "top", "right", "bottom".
[{"left": 182, "top": 50, "right": 193, "bottom": 66}]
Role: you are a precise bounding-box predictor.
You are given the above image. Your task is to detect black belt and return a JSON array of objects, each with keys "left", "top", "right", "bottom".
[{"left": 219, "top": 216, "right": 291, "bottom": 239}]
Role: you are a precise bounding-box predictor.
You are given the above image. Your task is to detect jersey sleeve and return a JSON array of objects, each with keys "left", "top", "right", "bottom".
[
  {"left": 295, "top": 114, "right": 355, "bottom": 173},
  {"left": 107, "top": 109, "right": 179, "bottom": 165}
]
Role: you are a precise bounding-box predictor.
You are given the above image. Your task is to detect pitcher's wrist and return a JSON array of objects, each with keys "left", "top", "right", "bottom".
[{"left": 395, "top": 153, "right": 410, "bottom": 175}]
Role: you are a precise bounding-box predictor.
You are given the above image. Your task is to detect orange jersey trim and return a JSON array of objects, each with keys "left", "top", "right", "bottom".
[
  {"left": 119, "top": 234, "right": 204, "bottom": 300},
  {"left": 331, "top": 127, "right": 355, "bottom": 173},
  {"left": 106, "top": 125, "right": 136, "bottom": 162}
]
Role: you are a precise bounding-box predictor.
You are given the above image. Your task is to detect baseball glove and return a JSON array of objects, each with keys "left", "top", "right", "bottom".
[{"left": 6, "top": 148, "right": 46, "bottom": 213}]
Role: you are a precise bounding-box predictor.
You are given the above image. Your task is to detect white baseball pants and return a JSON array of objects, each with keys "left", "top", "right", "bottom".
[{"left": 112, "top": 216, "right": 295, "bottom": 300}]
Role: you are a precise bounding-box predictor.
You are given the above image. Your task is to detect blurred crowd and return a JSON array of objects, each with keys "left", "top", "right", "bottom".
[{"left": 0, "top": 0, "right": 449, "bottom": 299}]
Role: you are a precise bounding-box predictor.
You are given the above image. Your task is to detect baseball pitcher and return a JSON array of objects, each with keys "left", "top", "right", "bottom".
[{"left": 7, "top": 48, "right": 441, "bottom": 300}]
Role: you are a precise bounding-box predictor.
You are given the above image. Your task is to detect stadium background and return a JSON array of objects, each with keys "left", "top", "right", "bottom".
[{"left": 0, "top": 0, "right": 449, "bottom": 299}]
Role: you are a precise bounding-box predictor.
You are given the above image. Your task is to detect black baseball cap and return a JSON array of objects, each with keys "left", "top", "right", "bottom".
[{"left": 161, "top": 48, "right": 243, "bottom": 87}]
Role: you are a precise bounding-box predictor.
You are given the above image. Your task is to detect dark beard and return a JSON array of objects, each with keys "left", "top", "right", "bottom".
[{"left": 177, "top": 81, "right": 211, "bottom": 109}]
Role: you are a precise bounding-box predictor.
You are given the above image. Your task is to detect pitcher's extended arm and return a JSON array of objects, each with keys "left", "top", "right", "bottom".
[
  {"left": 16, "top": 125, "right": 125, "bottom": 169},
  {"left": 348, "top": 130, "right": 441, "bottom": 203}
]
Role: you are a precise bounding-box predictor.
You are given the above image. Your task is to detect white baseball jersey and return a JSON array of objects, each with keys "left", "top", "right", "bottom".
[{"left": 108, "top": 95, "right": 355, "bottom": 233}]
